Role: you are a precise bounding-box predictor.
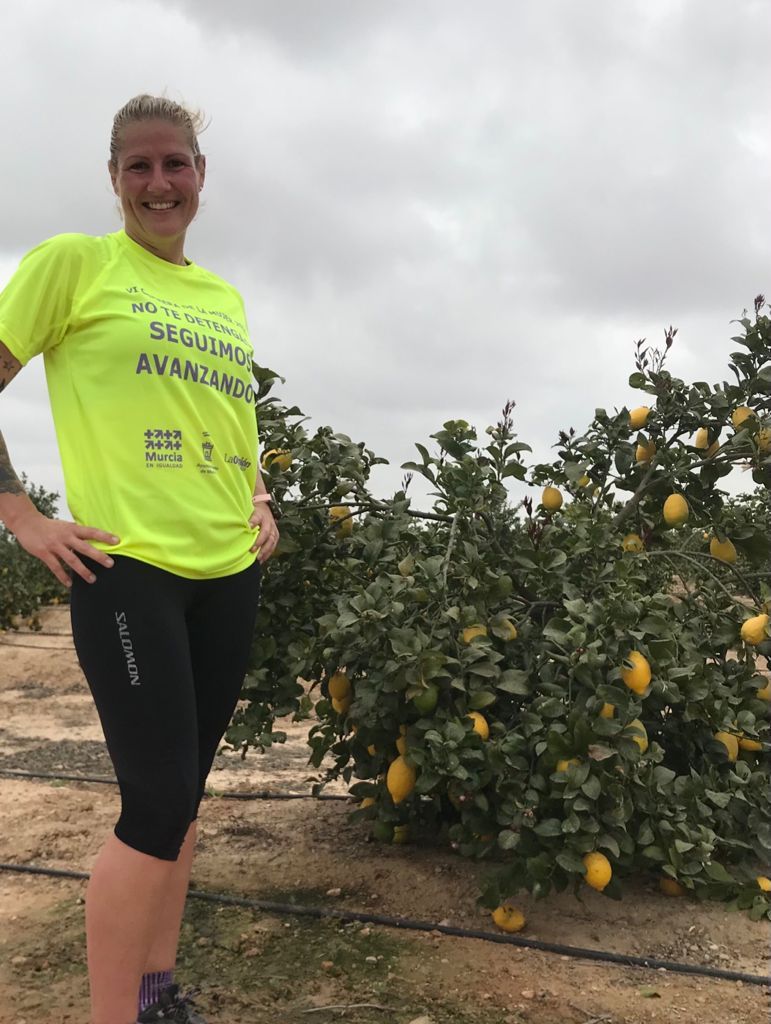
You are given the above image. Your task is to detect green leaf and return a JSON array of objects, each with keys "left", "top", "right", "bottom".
[
  {"left": 542, "top": 549, "right": 568, "bottom": 570},
  {"left": 587, "top": 744, "right": 616, "bottom": 762},
  {"left": 497, "top": 829, "right": 520, "bottom": 850},
  {"left": 533, "top": 818, "right": 563, "bottom": 837},
  {"left": 556, "top": 850, "right": 586, "bottom": 873},
  {"left": 469, "top": 690, "right": 497, "bottom": 709},
  {"left": 703, "top": 861, "right": 734, "bottom": 883},
  {"left": 468, "top": 662, "right": 500, "bottom": 678},
  {"left": 581, "top": 775, "right": 602, "bottom": 800},
  {"left": 497, "top": 669, "right": 531, "bottom": 695}
]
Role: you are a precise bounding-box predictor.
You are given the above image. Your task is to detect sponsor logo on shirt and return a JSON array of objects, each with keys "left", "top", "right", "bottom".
[
  {"left": 224, "top": 453, "right": 252, "bottom": 470},
  {"left": 198, "top": 431, "right": 218, "bottom": 475},
  {"left": 144, "top": 428, "right": 183, "bottom": 469}
]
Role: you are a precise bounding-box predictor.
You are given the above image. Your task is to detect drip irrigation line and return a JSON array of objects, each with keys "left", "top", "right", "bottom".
[
  {"left": 0, "top": 639, "right": 74, "bottom": 650},
  {"left": 0, "top": 767, "right": 350, "bottom": 801},
  {"left": 0, "top": 630, "right": 73, "bottom": 637},
  {"left": 0, "top": 860, "right": 768, "bottom": 988}
]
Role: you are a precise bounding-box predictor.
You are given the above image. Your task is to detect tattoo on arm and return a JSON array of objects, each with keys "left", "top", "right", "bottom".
[{"left": 0, "top": 432, "right": 24, "bottom": 495}]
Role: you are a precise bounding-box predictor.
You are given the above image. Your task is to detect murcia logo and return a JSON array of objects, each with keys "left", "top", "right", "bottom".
[
  {"left": 202, "top": 440, "right": 214, "bottom": 462},
  {"left": 115, "top": 611, "right": 140, "bottom": 686},
  {"left": 144, "top": 428, "right": 183, "bottom": 470}
]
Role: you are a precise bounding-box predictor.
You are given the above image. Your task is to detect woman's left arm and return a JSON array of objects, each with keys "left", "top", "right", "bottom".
[{"left": 249, "top": 475, "right": 279, "bottom": 562}]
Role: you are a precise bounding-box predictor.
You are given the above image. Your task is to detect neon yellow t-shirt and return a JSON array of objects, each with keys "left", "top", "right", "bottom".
[{"left": 0, "top": 230, "right": 260, "bottom": 579}]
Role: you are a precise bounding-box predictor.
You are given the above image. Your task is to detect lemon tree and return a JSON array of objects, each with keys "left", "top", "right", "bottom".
[
  {"left": 230, "top": 303, "right": 771, "bottom": 920},
  {"left": 0, "top": 477, "right": 69, "bottom": 629}
]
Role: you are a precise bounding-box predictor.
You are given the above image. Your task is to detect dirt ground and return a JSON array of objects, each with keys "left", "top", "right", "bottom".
[{"left": 0, "top": 606, "right": 769, "bottom": 1024}]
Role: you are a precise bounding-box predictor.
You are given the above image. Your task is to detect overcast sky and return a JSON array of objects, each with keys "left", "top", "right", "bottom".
[{"left": 1, "top": 0, "right": 769, "bottom": 518}]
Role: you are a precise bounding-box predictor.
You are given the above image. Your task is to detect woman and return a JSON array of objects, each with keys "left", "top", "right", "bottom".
[{"left": 0, "top": 95, "right": 277, "bottom": 1024}]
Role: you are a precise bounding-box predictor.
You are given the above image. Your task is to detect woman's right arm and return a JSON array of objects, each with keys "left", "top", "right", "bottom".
[{"left": 0, "top": 340, "right": 119, "bottom": 586}]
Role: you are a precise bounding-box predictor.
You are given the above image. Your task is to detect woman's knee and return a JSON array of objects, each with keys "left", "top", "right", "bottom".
[{"left": 114, "top": 772, "right": 198, "bottom": 861}]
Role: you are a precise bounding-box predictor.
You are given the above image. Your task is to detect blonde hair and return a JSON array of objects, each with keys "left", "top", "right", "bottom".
[{"left": 109, "top": 94, "right": 206, "bottom": 166}]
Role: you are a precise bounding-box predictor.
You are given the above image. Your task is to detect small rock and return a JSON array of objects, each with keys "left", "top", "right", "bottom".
[
  {"left": 195, "top": 937, "right": 210, "bottom": 947},
  {"left": 365, "top": 955, "right": 378, "bottom": 963},
  {"left": 437, "top": 918, "right": 451, "bottom": 927},
  {"left": 321, "top": 960, "right": 334, "bottom": 971},
  {"left": 521, "top": 989, "right": 535, "bottom": 999},
  {"left": 360, "top": 927, "right": 371, "bottom": 937},
  {"left": 326, "top": 887, "right": 342, "bottom": 897},
  {"left": 11, "top": 955, "right": 28, "bottom": 966},
  {"left": 406, "top": 1017, "right": 435, "bottom": 1024}
]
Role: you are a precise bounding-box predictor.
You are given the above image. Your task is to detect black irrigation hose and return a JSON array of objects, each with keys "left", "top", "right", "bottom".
[
  {"left": 0, "top": 767, "right": 350, "bottom": 801},
  {"left": 0, "top": 640, "right": 74, "bottom": 650},
  {"left": 0, "top": 861, "right": 768, "bottom": 988}
]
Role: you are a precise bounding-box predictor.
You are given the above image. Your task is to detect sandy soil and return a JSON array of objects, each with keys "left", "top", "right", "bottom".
[{"left": 0, "top": 605, "right": 768, "bottom": 1024}]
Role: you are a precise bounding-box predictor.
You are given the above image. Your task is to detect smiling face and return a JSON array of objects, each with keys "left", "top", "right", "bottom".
[{"left": 109, "top": 119, "right": 205, "bottom": 264}]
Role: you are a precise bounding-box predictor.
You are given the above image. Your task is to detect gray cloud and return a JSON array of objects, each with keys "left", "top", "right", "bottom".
[{"left": 0, "top": 0, "right": 768, "bottom": 517}]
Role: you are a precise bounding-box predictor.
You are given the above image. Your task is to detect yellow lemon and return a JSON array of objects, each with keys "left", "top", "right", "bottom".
[
  {"left": 329, "top": 505, "right": 353, "bottom": 537},
  {"left": 599, "top": 703, "right": 615, "bottom": 719},
  {"left": 758, "top": 427, "right": 771, "bottom": 452},
  {"left": 556, "top": 757, "right": 580, "bottom": 772},
  {"left": 694, "top": 427, "right": 709, "bottom": 449},
  {"left": 491, "top": 904, "right": 526, "bottom": 933},
  {"left": 328, "top": 671, "right": 351, "bottom": 701},
  {"left": 663, "top": 494, "right": 689, "bottom": 527},
  {"left": 468, "top": 711, "right": 490, "bottom": 741},
  {"left": 659, "top": 877, "right": 685, "bottom": 897},
  {"left": 731, "top": 406, "right": 754, "bottom": 430},
  {"left": 629, "top": 406, "right": 650, "bottom": 430},
  {"left": 621, "top": 651, "right": 651, "bottom": 695},
  {"left": 741, "top": 613, "right": 769, "bottom": 646},
  {"left": 622, "top": 533, "right": 644, "bottom": 553},
  {"left": 635, "top": 439, "right": 656, "bottom": 463},
  {"left": 757, "top": 876, "right": 771, "bottom": 892},
  {"left": 756, "top": 681, "right": 771, "bottom": 701},
  {"left": 714, "top": 731, "right": 739, "bottom": 762},
  {"left": 359, "top": 797, "right": 376, "bottom": 809},
  {"left": 709, "top": 537, "right": 737, "bottom": 564},
  {"left": 331, "top": 695, "right": 351, "bottom": 715},
  {"left": 578, "top": 474, "right": 591, "bottom": 487},
  {"left": 396, "top": 734, "right": 408, "bottom": 755},
  {"left": 261, "top": 448, "right": 292, "bottom": 472},
  {"left": 386, "top": 755, "right": 416, "bottom": 804},
  {"left": 392, "top": 824, "right": 411, "bottom": 844},
  {"left": 500, "top": 618, "right": 518, "bottom": 641},
  {"left": 626, "top": 718, "right": 649, "bottom": 753},
  {"left": 738, "top": 736, "right": 763, "bottom": 752},
  {"left": 462, "top": 624, "right": 488, "bottom": 644},
  {"left": 542, "top": 486, "right": 563, "bottom": 511},
  {"left": 583, "top": 851, "right": 612, "bottom": 892},
  {"left": 367, "top": 744, "right": 377, "bottom": 756}
]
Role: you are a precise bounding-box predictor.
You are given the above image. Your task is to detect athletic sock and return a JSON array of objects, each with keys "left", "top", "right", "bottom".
[{"left": 138, "top": 969, "right": 174, "bottom": 1013}]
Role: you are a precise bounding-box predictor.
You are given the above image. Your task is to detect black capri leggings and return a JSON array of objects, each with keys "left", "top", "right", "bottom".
[{"left": 70, "top": 553, "right": 262, "bottom": 861}]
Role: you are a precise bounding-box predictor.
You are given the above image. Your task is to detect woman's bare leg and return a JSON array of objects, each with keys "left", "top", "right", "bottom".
[
  {"left": 86, "top": 833, "right": 178, "bottom": 1024},
  {"left": 142, "top": 820, "right": 197, "bottom": 973}
]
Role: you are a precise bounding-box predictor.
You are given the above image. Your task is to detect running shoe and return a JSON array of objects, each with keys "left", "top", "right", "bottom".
[{"left": 137, "top": 983, "right": 207, "bottom": 1023}]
